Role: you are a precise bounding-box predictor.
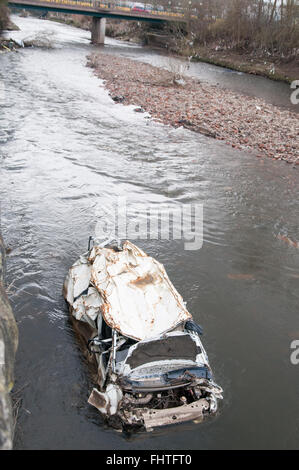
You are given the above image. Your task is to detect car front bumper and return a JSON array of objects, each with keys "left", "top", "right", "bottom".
[{"left": 122, "top": 398, "right": 210, "bottom": 430}]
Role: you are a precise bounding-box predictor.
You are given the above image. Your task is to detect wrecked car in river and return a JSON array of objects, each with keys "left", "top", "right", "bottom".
[{"left": 64, "top": 240, "right": 223, "bottom": 431}]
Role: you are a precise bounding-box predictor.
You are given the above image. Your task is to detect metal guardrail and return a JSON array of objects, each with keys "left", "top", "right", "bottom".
[{"left": 13, "top": 0, "right": 187, "bottom": 18}]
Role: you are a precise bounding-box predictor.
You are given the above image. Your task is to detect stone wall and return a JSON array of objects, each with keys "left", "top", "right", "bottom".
[{"left": 0, "top": 235, "right": 18, "bottom": 450}]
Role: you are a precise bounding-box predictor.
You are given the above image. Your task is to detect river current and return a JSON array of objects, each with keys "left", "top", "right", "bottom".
[{"left": 1, "top": 15, "right": 299, "bottom": 449}]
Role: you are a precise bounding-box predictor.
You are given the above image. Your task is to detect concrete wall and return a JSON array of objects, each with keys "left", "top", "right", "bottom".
[{"left": 0, "top": 235, "right": 18, "bottom": 450}]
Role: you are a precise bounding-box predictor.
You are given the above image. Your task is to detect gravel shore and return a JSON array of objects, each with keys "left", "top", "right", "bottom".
[{"left": 87, "top": 52, "right": 298, "bottom": 165}]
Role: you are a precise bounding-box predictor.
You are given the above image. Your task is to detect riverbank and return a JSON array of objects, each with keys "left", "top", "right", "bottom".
[
  {"left": 87, "top": 52, "right": 298, "bottom": 165},
  {"left": 46, "top": 13, "right": 298, "bottom": 83},
  {"left": 0, "top": 235, "right": 18, "bottom": 450},
  {"left": 104, "top": 20, "right": 299, "bottom": 84},
  {"left": 48, "top": 12, "right": 91, "bottom": 31},
  {"left": 0, "top": 18, "right": 21, "bottom": 52},
  {"left": 190, "top": 46, "right": 299, "bottom": 85}
]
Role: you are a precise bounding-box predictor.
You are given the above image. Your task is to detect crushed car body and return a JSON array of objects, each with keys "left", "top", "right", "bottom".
[{"left": 64, "top": 240, "right": 223, "bottom": 431}]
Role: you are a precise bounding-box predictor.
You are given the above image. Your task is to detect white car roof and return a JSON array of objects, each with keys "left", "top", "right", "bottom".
[{"left": 89, "top": 241, "right": 192, "bottom": 341}]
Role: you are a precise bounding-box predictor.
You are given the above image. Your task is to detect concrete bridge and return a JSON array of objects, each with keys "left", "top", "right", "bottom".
[{"left": 8, "top": 0, "right": 186, "bottom": 44}]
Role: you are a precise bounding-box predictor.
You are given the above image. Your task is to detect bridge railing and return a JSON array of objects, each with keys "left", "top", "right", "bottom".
[{"left": 34, "top": 0, "right": 187, "bottom": 18}]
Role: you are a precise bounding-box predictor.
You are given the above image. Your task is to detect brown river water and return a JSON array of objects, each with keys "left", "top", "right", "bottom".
[{"left": 1, "top": 16, "right": 299, "bottom": 449}]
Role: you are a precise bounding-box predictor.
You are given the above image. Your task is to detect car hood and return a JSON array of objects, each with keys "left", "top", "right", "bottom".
[{"left": 124, "top": 332, "right": 200, "bottom": 370}]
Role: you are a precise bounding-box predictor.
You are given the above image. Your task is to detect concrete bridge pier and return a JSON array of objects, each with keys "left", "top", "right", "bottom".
[{"left": 91, "top": 17, "right": 106, "bottom": 45}]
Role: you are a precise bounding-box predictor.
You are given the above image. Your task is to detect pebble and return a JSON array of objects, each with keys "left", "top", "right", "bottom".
[{"left": 87, "top": 52, "right": 299, "bottom": 164}]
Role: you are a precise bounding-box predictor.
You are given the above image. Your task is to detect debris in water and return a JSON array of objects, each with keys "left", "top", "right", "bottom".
[
  {"left": 227, "top": 273, "right": 255, "bottom": 280},
  {"left": 277, "top": 234, "right": 299, "bottom": 248},
  {"left": 64, "top": 240, "right": 223, "bottom": 432}
]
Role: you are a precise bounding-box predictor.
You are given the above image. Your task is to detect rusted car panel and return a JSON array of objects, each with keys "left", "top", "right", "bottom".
[
  {"left": 64, "top": 240, "right": 223, "bottom": 431},
  {"left": 141, "top": 398, "right": 210, "bottom": 430}
]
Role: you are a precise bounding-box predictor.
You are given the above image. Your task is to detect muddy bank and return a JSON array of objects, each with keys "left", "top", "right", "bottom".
[
  {"left": 0, "top": 236, "right": 18, "bottom": 450},
  {"left": 47, "top": 14, "right": 144, "bottom": 44},
  {"left": 47, "top": 12, "right": 91, "bottom": 31},
  {"left": 190, "top": 46, "right": 299, "bottom": 85},
  {"left": 87, "top": 52, "right": 298, "bottom": 165}
]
